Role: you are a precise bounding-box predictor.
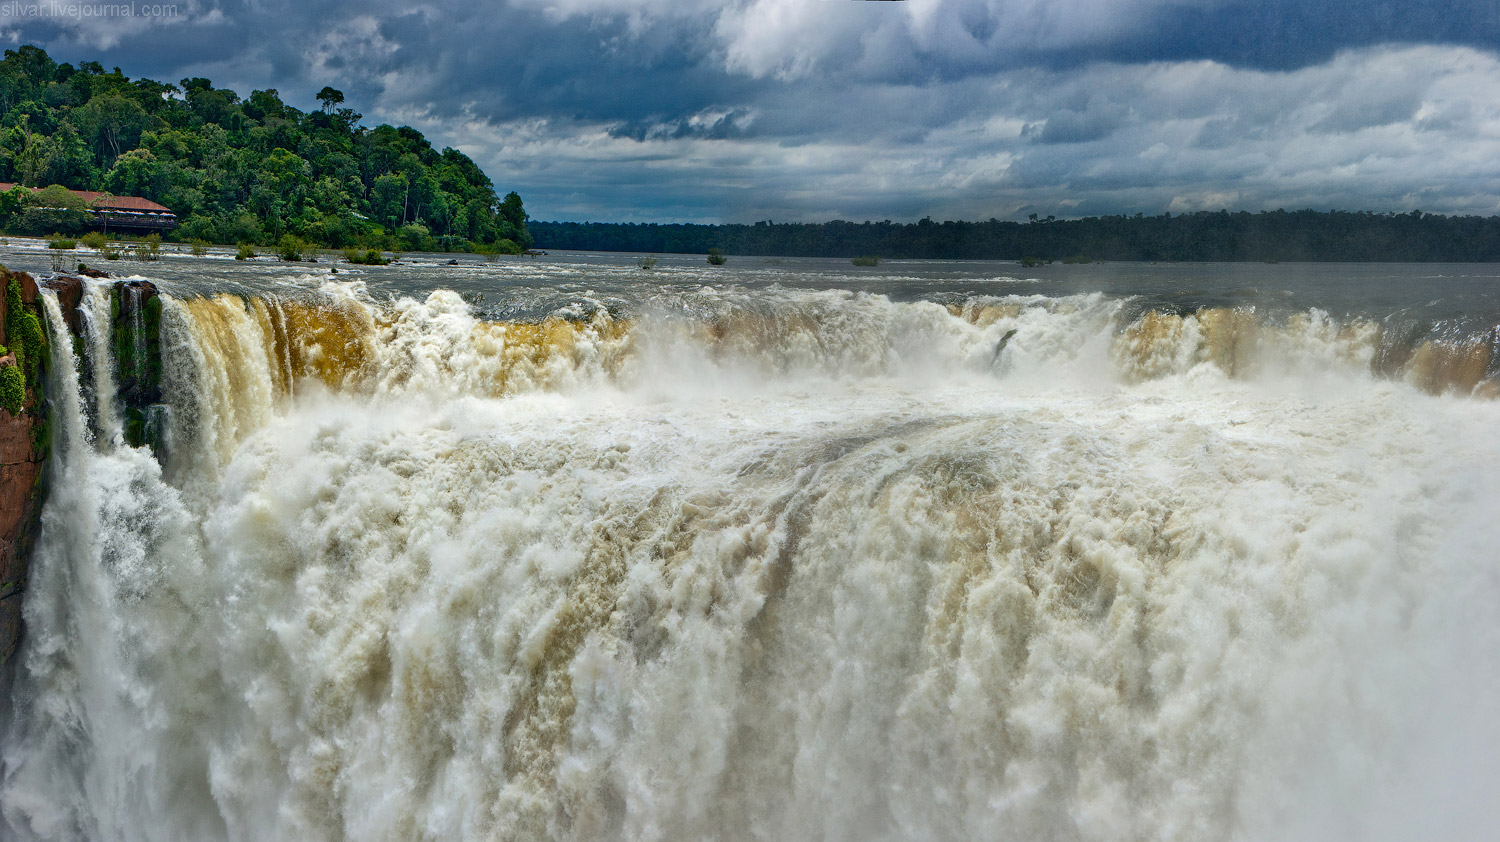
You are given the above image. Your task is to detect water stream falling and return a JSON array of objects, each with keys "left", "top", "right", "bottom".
[{"left": 3, "top": 265, "right": 1500, "bottom": 841}]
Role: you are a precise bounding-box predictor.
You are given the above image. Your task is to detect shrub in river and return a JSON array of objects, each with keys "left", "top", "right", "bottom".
[
  {"left": 277, "top": 234, "right": 306, "bottom": 261},
  {"left": 473, "top": 240, "right": 523, "bottom": 258},
  {"left": 343, "top": 247, "right": 390, "bottom": 265},
  {"left": 1020, "top": 256, "right": 1051, "bottom": 268},
  {"left": 851, "top": 255, "right": 879, "bottom": 267},
  {"left": 129, "top": 234, "right": 161, "bottom": 261},
  {"left": 638, "top": 254, "right": 659, "bottom": 270},
  {"left": 707, "top": 248, "right": 727, "bottom": 265},
  {"left": 396, "top": 223, "right": 434, "bottom": 253},
  {"left": 189, "top": 239, "right": 210, "bottom": 256},
  {"left": 47, "top": 237, "right": 76, "bottom": 250},
  {"left": 235, "top": 243, "right": 257, "bottom": 260},
  {"left": 80, "top": 231, "right": 108, "bottom": 251}
]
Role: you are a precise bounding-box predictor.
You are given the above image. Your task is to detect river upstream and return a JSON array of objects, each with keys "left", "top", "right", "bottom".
[{"left": 1, "top": 244, "right": 1498, "bottom": 841}]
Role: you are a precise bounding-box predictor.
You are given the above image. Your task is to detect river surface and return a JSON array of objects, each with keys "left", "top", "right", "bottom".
[{"left": 1, "top": 242, "right": 1498, "bottom": 841}]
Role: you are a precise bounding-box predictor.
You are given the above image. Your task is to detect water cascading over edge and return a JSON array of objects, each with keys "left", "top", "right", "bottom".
[{"left": 1, "top": 278, "right": 1499, "bottom": 842}]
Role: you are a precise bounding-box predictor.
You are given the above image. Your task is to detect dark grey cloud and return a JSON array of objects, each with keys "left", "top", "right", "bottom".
[
  {"left": 1, "top": 0, "right": 1497, "bottom": 222},
  {"left": 1126, "top": 1, "right": 1500, "bottom": 70}
]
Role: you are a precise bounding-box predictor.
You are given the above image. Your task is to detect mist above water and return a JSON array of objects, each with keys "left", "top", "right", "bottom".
[{"left": 2, "top": 254, "right": 1498, "bottom": 841}]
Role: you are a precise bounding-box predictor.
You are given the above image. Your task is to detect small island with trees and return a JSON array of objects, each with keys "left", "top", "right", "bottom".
[{"left": 0, "top": 45, "right": 532, "bottom": 257}]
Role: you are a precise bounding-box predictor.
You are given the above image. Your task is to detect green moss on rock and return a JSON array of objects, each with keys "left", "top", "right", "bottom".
[
  {"left": 5, "top": 277, "right": 46, "bottom": 382},
  {"left": 0, "top": 364, "right": 22, "bottom": 416}
]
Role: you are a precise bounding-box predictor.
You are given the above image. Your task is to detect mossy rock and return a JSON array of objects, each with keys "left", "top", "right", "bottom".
[{"left": 0, "top": 364, "right": 23, "bottom": 416}]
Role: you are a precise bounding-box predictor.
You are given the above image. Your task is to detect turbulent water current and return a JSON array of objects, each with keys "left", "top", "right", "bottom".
[{"left": 2, "top": 247, "right": 1499, "bottom": 841}]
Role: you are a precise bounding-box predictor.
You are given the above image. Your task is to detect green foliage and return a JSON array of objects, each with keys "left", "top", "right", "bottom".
[
  {"left": 0, "top": 187, "right": 28, "bottom": 229},
  {"left": 111, "top": 289, "right": 162, "bottom": 410},
  {"left": 316, "top": 86, "right": 344, "bottom": 112},
  {"left": 122, "top": 406, "right": 145, "bottom": 448},
  {"left": 29, "top": 412, "right": 48, "bottom": 454},
  {"left": 101, "top": 147, "right": 162, "bottom": 197},
  {"left": 4, "top": 276, "right": 46, "bottom": 386},
  {"left": 1020, "top": 256, "right": 1048, "bottom": 267},
  {"left": 276, "top": 233, "right": 305, "bottom": 261},
  {"left": 395, "top": 222, "right": 432, "bottom": 252},
  {"left": 342, "top": 247, "right": 389, "bottom": 265},
  {"left": 235, "top": 242, "right": 256, "bottom": 260},
  {"left": 189, "top": 238, "right": 209, "bottom": 256},
  {"left": 17, "top": 184, "right": 91, "bottom": 235},
  {"left": 0, "top": 363, "right": 23, "bottom": 415},
  {"left": 46, "top": 236, "right": 75, "bottom": 249},
  {"left": 532, "top": 210, "right": 1500, "bottom": 263},
  {"left": 851, "top": 255, "right": 879, "bottom": 267},
  {"left": 128, "top": 233, "right": 160, "bottom": 261},
  {"left": 707, "top": 247, "right": 726, "bottom": 265},
  {"left": 638, "top": 254, "right": 658, "bottom": 270},
  {"left": 80, "top": 230, "right": 107, "bottom": 250},
  {"left": 0, "top": 45, "right": 530, "bottom": 252}
]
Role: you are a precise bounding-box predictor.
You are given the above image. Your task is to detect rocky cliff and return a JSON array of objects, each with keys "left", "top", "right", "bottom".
[
  {"left": 0, "top": 267, "right": 48, "bottom": 665},
  {"left": 0, "top": 268, "right": 163, "bottom": 666}
]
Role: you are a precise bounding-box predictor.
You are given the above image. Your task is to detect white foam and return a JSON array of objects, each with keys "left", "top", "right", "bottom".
[{"left": 3, "top": 284, "right": 1499, "bottom": 841}]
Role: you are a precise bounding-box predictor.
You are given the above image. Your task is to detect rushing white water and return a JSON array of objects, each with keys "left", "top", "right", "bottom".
[{"left": 3, "top": 278, "right": 1500, "bottom": 841}]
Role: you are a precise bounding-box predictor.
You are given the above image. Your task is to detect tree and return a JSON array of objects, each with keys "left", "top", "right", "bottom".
[
  {"left": 316, "top": 86, "right": 344, "bottom": 113},
  {"left": 498, "top": 191, "right": 531, "bottom": 246},
  {"left": 17, "top": 184, "right": 92, "bottom": 234},
  {"left": 0, "top": 184, "right": 27, "bottom": 228},
  {"left": 0, "top": 45, "right": 528, "bottom": 249},
  {"left": 371, "top": 172, "right": 408, "bottom": 229},
  {"left": 103, "top": 148, "right": 164, "bottom": 198},
  {"left": 75, "top": 94, "right": 154, "bottom": 163}
]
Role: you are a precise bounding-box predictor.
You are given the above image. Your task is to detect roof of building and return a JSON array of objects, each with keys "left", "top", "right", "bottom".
[{"left": 0, "top": 183, "right": 174, "bottom": 214}]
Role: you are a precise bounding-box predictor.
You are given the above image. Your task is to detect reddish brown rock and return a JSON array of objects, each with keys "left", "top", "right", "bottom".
[
  {"left": 40, "top": 275, "right": 84, "bottom": 336},
  {"left": 0, "top": 415, "right": 41, "bottom": 663},
  {"left": 0, "top": 266, "right": 47, "bottom": 666},
  {"left": 16, "top": 270, "right": 37, "bottom": 304}
]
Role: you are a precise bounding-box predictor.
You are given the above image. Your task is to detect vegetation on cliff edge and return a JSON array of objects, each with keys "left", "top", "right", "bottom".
[{"left": 0, "top": 44, "right": 531, "bottom": 253}]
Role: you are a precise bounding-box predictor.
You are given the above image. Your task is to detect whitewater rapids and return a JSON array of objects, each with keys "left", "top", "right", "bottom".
[{"left": 2, "top": 278, "right": 1499, "bottom": 841}]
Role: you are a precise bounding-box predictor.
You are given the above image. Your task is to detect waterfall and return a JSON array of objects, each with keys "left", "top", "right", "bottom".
[{"left": 3, "top": 281, "right": 1500, "bottom": 841}]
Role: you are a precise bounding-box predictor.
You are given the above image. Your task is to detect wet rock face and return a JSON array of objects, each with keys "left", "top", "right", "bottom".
[
  {"left": 40, "top": 275, "right": 83, "bottom": 335},
  {"left": 1, "top": 273, "right": 167, "bottom": 662},
  {"left": 112, "top": 281, "right": 163, "bottom": 450},
  {"left": 0, "top": 406, "right": 44, "bottom": 664},
  {"left": 0, "top": 268, "right": 47, "bottom": 666}
]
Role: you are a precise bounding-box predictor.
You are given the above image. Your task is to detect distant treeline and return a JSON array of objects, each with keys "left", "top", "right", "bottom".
[{"left": 532, "top": 210, "right": 1500, "bottom": 262}]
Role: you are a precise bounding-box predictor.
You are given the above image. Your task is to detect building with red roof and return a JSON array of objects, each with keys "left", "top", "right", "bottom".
[{"left": 0, "top": 183, "right": 177, "bottom": 233}]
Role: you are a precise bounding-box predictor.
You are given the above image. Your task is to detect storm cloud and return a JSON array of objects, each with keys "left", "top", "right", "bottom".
[{"left": 5, "top": 0, "right": 1499, "bottom": 221}]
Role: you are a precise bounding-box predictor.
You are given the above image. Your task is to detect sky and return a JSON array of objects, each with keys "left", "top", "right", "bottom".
[{"left": 4, "top": 0, "right": 1500, "bottom": 223}]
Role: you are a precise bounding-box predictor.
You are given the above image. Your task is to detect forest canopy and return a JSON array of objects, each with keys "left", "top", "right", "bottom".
[
  {"left": 532, "top": 210, "right": 1500, "bottom": 263},
  {"left": 0, "top": 44, "right": 531, "bottom": 252}
]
